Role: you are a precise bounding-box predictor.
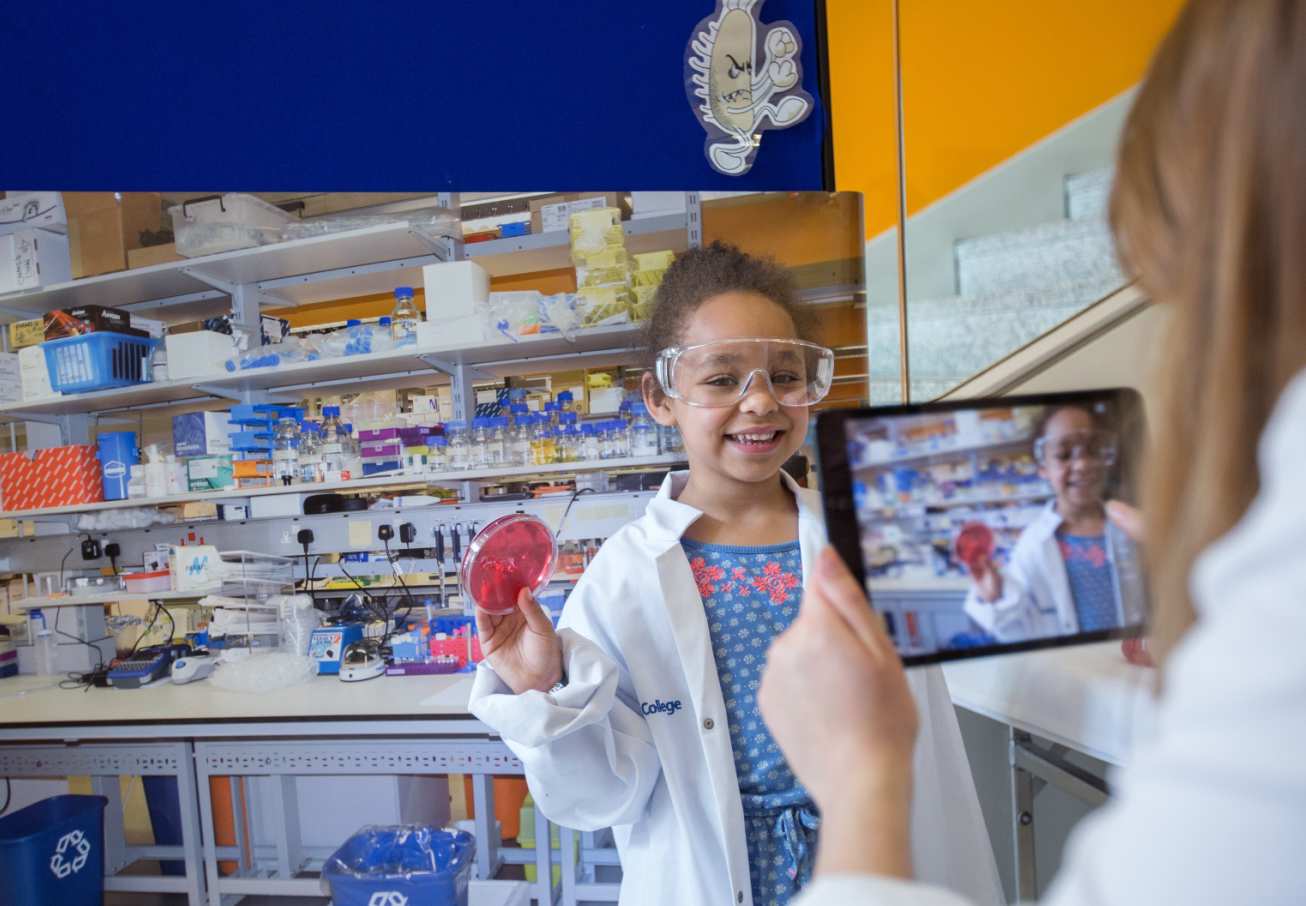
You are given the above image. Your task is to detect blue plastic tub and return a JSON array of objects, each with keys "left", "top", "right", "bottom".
[
  {"left": 323, "top": 825, "right": 475, "bottom": 906},
  {"left": 43, "top": 333, "right": 158, "bottom": 393},
  {"left": 0, "top": 794, "right": 107, "bottom": 906}
]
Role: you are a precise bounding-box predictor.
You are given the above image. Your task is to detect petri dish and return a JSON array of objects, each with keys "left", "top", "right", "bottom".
[
  {"left": 953, "top": 521, "right": 995, "bottom": 576},
  {"left": 459, "top": 513, "right": 557, "bottom": 615}
]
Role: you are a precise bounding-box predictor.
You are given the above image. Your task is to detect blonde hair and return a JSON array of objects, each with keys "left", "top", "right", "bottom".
[{"left": 1110, "top": 0, "right": 1306, "bottom": 665}]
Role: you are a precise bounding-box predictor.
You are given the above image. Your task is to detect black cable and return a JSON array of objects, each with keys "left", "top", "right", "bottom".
[
  {"left": 554, "top": 487, "right": 596, "bottom": 540},
  {"left": 52, "top": 607, "right": 112, "bottom": 672},
  {"left": 0, "top": 777, "right": 9, "bottom": 815},
  {"left": 336, "top": 557, "right": 388, "bottom": 624},
  {"left": 382, "top": 539, "right": 419, "bottom": 646},
  {"left": 57, "top": 546, "right": 75, "bottom": 590}
]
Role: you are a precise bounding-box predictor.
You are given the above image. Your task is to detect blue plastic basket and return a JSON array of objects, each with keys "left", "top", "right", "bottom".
[
  {"left": 323, "top": 826, "right": 474, "bottom": 906},
  {"left": 43, "top": 332, "right": 159, "bottom": 394},
  {"left": 0, "top": 794, "right": 107, "bottom": 906}
]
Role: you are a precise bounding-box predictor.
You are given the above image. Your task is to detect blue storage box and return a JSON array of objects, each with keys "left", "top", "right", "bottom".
[
  {"left": 0, "top": 794, "right": 107, "bottom": 906},
  {"left": 42, "top": 333, "right": 158, "bottom": 393},
  {"left": 173, "top": 411, "right": 233, "bottom": 457},
  {"left": 323, "top": 825, "right": 474, "bottom": 906}
]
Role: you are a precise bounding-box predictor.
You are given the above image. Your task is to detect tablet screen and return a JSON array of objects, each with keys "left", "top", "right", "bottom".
[{"left": 818, "top": 389, "right": 1148, "bottom": 664}]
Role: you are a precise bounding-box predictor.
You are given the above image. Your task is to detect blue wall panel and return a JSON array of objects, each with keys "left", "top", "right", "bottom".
[{"left": 3, "top": 1, "right": 830, "bottom": 190}]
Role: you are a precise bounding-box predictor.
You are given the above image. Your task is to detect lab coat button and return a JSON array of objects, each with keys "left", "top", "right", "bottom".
[
  {"left": 737, "top": 891, "right": 744, "bottom": 903},
  {"left": 703, "top": 718, "right": 715, "bottom": 730}
]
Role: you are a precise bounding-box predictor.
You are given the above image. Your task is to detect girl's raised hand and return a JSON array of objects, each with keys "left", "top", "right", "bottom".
[
  {"left": 971, "top": 555, "right": 1004, "bottom": 603},
  {"left": 475, "top": 587, "right": 564, "bottom": 695},
  {"left": 1106, "top": 500, "right": 1145, "bottom": 543}
]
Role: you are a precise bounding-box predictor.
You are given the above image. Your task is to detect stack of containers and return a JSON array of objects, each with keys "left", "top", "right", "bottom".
[
  {"left": 570, "top": 208, "right": 635, "bottom": 327},
  {"left": 631, "top": 250, "right": 674, "bottom": 322},
  {"left": 358, "top": 426, "right": 402, "bottom": 476},
  {"left": 227, "top": 404, "right": 297, "bottom": 489},
  {"left": 398, "top": 425, "right": 436, "bottom": 475}
]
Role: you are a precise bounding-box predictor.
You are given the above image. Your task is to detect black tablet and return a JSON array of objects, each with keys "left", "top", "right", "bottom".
[{"left": 816, "top": 388, "right": 1149, "bottom": 666}]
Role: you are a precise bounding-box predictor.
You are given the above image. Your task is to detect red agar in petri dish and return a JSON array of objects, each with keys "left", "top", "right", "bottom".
[
  {"left": 953, "top": 521, "right": 995, "bottom": 577},
  {"left": 459, "top": 514, "right": 558, "bottom": 615}
]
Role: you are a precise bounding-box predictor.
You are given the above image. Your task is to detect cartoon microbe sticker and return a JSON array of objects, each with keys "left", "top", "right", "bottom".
[{"left": 686, "top": 0, "right": 814, "bottom": 176}]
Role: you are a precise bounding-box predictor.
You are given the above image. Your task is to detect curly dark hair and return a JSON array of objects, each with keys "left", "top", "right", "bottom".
[{"left": 641, "top": 241, "right": 811, "bottom": 364}]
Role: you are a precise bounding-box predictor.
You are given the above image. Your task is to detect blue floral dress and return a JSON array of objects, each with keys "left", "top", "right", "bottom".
[
  {"left": 1057, "top": 532, "right": 1119, "bottom": 631},
  {"left": 681, "top": 537, "right": 819, "bottom": 906}
]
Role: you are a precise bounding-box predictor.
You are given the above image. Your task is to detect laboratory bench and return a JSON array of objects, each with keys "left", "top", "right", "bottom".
[
  {"left": 0, "top": 670, "right": 602, "bottom": 906},
  {"left": 943, "top": 641, "right": 1157, "bottom": 899}
]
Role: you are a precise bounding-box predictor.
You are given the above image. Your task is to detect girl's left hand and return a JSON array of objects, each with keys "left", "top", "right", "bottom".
[{"left": 759, "top": 547, "right": 919, "bottom": 812}]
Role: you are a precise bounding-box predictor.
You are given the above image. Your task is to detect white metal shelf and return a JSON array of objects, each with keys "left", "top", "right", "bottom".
[
  {"left": 465, "top": 213, "right": 689, "bottom": 277},
  {"left": 0, "top": 323, "right": 648, "bottom": 419},
  {"left": 0, "top": 222, "right": 452, "bottom": 325},
  {"left": 853, "top": 437, "right": 1033, "bottom": 470},
  {"left": 1, "top": 452, "right": 686, "bottom": 521}
]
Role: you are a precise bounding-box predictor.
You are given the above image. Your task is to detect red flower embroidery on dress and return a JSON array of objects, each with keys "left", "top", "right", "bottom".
[
  {"left": 751, "top": 561, "right": 800, "bottom": 604},
  {"left": 691, "top": 557, "right": 725, "bottom": 596}
]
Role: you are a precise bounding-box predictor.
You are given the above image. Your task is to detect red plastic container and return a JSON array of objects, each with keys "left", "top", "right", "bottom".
[
  {"left": 459, "top": 514, "right": 557, "bottom": 615},
  {"left": 954, "top": 521, "right": 995, "bottom": 576}
]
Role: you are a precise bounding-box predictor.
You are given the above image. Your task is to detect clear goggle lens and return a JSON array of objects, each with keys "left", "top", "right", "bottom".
[
  {"left": 655, "top": 338, "right": 835, "bottom": 408},
  {"left": 1034, "top": 430, "right": 1118, "bottom": 466}
]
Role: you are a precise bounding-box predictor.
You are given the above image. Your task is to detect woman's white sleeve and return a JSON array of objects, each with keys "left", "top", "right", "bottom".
[
  {"left": 793, "top": 876, "right": 970, "bottom": 906},
  {"left": 468, "top": 591, "right": 661, "bottom": 831}
]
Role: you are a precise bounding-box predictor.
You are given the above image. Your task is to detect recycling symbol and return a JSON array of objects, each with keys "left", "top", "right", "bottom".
[
  {"left": 367, "top": 893, "right": 408, "bottom": 906},
  {"left": 49, "top": 828, "right": 91, "bottom": 879}
]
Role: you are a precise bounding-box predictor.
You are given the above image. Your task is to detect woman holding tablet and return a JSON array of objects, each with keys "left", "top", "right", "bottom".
[{"left": 760, "top": 0, "right": 1306, "bottom": 903}]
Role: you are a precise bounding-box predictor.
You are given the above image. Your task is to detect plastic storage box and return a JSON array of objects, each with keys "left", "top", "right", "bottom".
[
  {"left": 169, "top": 193, "right": 294, "bottom": 258},
  {"left": 42, "top": 333, "right": 158, "bottom": 393},
  {"left": 124, "top": 569, "right": 172, "bottom": 594},
  {"left": 322, "top": 825, "right": 475, "bottom": 906},
  {"left": 0, "top": 795, "right": 107, "bottom": 906}
]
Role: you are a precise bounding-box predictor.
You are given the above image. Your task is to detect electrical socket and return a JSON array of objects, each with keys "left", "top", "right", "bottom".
[
  {"left": 399, "top": 523, "right": 416, "bottom": 544},
  {"left": 377, "top": 524, "right": 395, "bottom": 542},
  {"left": 80, "top": 538, "right": 102, "bottom": 560}
]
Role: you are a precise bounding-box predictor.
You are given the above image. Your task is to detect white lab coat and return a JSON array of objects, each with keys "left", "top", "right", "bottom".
[
  {"left": 471, "top": 470, "right": 1003, "bottom": 906},
  {"left": 794, "top": 370, "right": 1306, "bottom": 906},
  {"left": 962, "top": 501, "right": 1147, "bottom": 642}
]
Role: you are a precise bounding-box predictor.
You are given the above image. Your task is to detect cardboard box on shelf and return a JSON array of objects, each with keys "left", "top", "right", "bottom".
[
  {"left": 187, "top": 456, "right": 234, "bottom": 492},
  {"left": 0, "top": 518, "right": 35, "bottom": 540},
  {"left": 0, "top": 229, "right": 71, "bottom": 293},
  {"left": 0, "top": 452, "right": 37, "bottom": 511},
  {"left": 173, "top": 412, "right": 233, "bottom": 457},
  {"left": 18, "top": 345, "right": 58, "bottom": 401},
  {"left": 0, "top": 192, "right": 67, "bottom": 234},
  {"left": 28, "top": 445, "right": 103, "bottom": 509},
  {"left": 7, "top": 319, "right": 44, "bottom": 350},
  {"left": 42, "top": 304, "right": 136, "bottom": 340},
  {"left": 164, "top": 331, "right": 235, "bottom": 379},
  {"left": 63, "top": 192, "right": 165, "bottom": 279},
  {"left": 0, "top": 353, "right": 19, "bottom": 403},
  {"left": 529, "top": 192, "right": 631, "bottom": 234},
  {"left": 126, "top": 242, "right": 183, "bottom": 269}
]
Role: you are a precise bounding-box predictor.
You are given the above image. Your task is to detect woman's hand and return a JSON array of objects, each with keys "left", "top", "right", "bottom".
[
  {"left": 759, "top": 548, "right": 918, "bottom": 878},
  {"left": 970, "top": 554, "right": 1004, "bottom": 602},
  {"left": 475, "top": 587, "right": 564, "bottom": 695},
  {"left": 1106, "top": 500, "right": 1144, "bottom": 542}
]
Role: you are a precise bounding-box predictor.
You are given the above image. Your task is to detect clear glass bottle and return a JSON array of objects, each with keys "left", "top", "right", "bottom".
[
  {"left": 298, "top": 423, "right": 323, "bottom": 483},
  {"left": 659, "top": 422, "right": 685, "bottom": 455},
  {"left": 272, "top": 416, "right": 301, "bottom": 485},
  {"left": 611, "top": 419, "right": 631, "bottom": 459},
  {"left": 390, "top": 286, "right": 420, "bottom": 347},
  {"left": 561, "top": 422, "right": 581, "bottom": 463},
  {"left": 446, "top": 421, "right": 469, "bottom": 471},
  {"left": 487, "top": 417, "right": 508, "bottom": 467},
  {"left": 509, "top": 410, "right": 531, "bottom": 467},
  {"left": 427, "top": 435, "right": 448, "bottom": 472},
  {"left": 531, "top": 416, "right": 555, "bottom": 466},
  {"left": 581, "top": 422, "right": 601, "bottom": 462},
  {"left": 341, "top": 423, "right": 363, "bottom": 481},
  {"left": 468, "top": 418, "right": 489, "bottom": 469},
  {"left": 543, "top": 401, "right": 560, "bottom": 428},
  {"left": 629, "top": 403, "right": 659, "bottom": 458},
  {"left": 320, "top": 406, "right": 346, "bottom": 480}
]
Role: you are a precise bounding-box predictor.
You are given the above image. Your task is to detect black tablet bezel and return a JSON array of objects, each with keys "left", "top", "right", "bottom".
[{"left": 815, "top": 387, "right": 1147, "bottom": 667}]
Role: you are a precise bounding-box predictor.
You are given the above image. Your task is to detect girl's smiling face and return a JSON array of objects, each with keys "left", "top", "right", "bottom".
[
  {"left": 644, "top": 291, "right": 810, "bottom": 490},
  {"left": 1037, "top": 407, "right": 1110, "bottom": 514}
]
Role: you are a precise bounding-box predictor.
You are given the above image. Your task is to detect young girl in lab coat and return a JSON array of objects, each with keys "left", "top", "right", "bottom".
[
  {"left": 963, "top": 403, "right": 1147, "bottom": 642},
  {"left": 469, "top": 242, "right": 1000, "bottom": 906}
]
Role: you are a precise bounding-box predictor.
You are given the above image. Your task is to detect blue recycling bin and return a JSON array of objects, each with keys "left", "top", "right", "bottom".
[
  {"left": 322, "top": 825, "right": 475, "bottom": 906},
  {"left": 96, "top": 431, "right": 138, "bottom": 501},
  {"left": 0, "top": 794, "right": 107, "bottom": 906},
  {"left": 141, "top": 776, "right": 184, "bottom": 876}
]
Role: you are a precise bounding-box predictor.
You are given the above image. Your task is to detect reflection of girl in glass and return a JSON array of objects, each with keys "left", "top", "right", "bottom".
[{"left": 963, "top": 404, "right": 1146, "bottom": 642}]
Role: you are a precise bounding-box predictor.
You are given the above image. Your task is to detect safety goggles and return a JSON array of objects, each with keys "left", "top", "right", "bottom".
[
  {"left": 1034, "top": 430, "right": 1118, "bottom": 466},
  {"left": 655, "top": 338, "right": 835, "bottom": 408}
]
